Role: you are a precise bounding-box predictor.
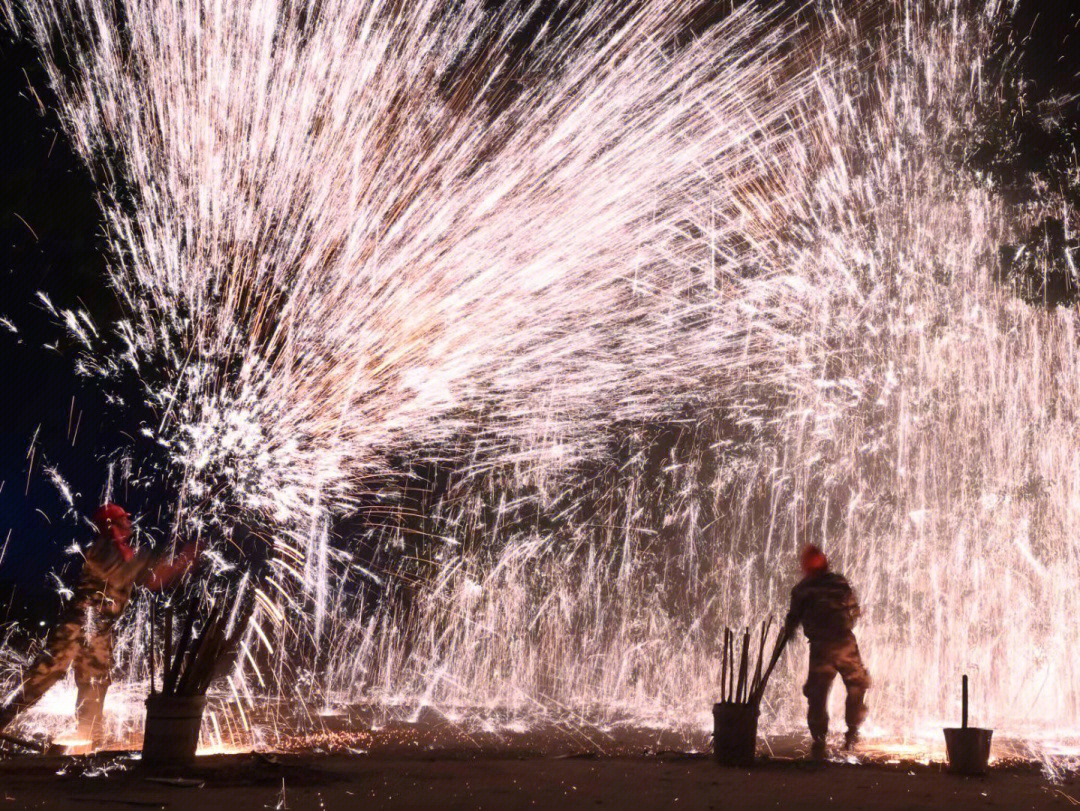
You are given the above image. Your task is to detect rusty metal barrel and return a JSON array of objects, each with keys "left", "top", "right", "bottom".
[
  {"left": 943, "top": 674, "right": 993, "bottom": 775},
  {"left": 713, "top": 702, "right": 759, "bottom": 767},
  {"left": 943, "top": 727, "right": 993, "bottom": 775},
  {"left": 142, "top": 694, "right": 207, "bottom": 766}
]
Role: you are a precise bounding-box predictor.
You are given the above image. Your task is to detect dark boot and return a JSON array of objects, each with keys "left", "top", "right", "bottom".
[{"left": 842, "top": 729, "right": 859, "bottom": 751}]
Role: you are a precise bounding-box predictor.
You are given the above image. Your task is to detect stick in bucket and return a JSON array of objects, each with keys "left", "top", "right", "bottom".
[{"left": 713, "top": 618, "right": 788, "bottom": 766}]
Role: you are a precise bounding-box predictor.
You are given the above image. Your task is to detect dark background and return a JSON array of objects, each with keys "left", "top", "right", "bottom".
[{"left": 0, "top": 1, "right": 1078, "bottom": 624}]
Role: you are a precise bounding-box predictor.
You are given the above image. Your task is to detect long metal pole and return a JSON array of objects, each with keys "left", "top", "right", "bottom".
[{"left": 962, "top": 674, "right": 968, "bottom": 729}]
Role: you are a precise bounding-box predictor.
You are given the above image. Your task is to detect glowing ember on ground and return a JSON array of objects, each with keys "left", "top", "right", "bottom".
[{"left": 50, "top": 738, "right": 93, "bottom": 756}]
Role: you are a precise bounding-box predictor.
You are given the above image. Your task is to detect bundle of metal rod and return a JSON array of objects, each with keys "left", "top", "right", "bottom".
[
  {"left": 0, "top": 732, "right": 44, "bottom": 752},
  {"left": 148, "top": 597, "right": 252, "bottom": 698},
  {"left": 719, "top": 619, "right": 787, "bottom": 706}
]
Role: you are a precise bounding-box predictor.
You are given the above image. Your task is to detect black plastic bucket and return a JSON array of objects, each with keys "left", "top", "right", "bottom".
[
  {"left": 713, "top": 702, "right": 759, "bottom": 766},
  {"left": 943, "top": 727, "right": 993, "bottom": 775},
  {"left": 143, "top": 695, "right": 207, "bottom": 766}
]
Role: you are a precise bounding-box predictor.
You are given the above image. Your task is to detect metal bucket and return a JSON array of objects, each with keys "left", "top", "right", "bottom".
[
  {"left": 142, "top": 695, "right": 207, "bottom": 766},
  {"left": 713, "top": 702, "right": 759, "bottom": 767},
  {"left": 943, "top": 727, "right": 993, "bottom": 775}
]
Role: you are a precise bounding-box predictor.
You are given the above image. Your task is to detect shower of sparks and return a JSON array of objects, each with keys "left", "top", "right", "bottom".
[{"left": 1, "top": 0, "right": 1079, "bottom": 768}]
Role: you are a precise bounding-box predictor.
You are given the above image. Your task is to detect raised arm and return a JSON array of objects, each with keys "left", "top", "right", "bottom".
[{"left": 142, "top": 542, "right": 199, "bottom": 592}]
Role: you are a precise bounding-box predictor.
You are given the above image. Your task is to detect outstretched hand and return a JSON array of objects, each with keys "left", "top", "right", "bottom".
[{"left": 143, "top": 542, "right": 199, "bottom": 591}]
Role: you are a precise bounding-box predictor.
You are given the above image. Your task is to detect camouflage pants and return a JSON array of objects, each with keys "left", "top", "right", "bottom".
[
  {"left": 0, "top": 604, "right": 116, "bottom": 739},
  {"left": 803, "top": 633, "right": 871, "bottom": 743}
]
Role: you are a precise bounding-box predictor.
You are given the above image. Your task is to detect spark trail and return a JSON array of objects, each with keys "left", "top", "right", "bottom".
[
  {"left": 5, "top": 0, "right": 817, "bottom": 530},
  {"left": 2, "top": 0, "right": 823, "bottom": 745},
  {"left": 3, "top": 0, "right": 1079, "bottom": 764},
  {"left": 310, "top": 0, "right": 1080, "bottom": 755}
]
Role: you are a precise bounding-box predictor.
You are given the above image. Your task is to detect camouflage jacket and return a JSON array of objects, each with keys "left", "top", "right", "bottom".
[
  {"left": 72, "top": 537, "right": 153, "bottom": 621},
  {"left": 784, "top": 571, "right": 861, "bottom": 645}
]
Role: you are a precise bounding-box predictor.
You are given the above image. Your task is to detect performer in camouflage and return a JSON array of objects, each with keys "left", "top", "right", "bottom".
[
  {"left": 783, "top": 543, "right": 870, "bottom": 759},
  {"left": 0, "top": 504, "right": 196, "bottom": 741}
]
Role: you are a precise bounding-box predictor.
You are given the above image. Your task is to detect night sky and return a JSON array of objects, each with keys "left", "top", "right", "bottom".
[
  {"left": 1, "top": 1, "right": 1078, "bottom": 617},
  {"left": 1, "top": 26, "right": 118, "bottom": 615}
]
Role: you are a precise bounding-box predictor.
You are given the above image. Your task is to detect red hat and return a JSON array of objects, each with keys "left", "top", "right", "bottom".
[
  {"left": 800, "top": 544, "right": 828, "bottom": 577},
  {"left": 92, "top": 503, "right": 132, "bottom": 539}
]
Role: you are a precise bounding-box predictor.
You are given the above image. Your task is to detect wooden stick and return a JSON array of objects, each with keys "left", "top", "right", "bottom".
[
  {"left": 751, "top": 618, "right": 771, "bottom": 699},
  {"left": 720, "top": 628, "right": 729, "bottom": 703},
  {"left": 744, "top": 629, "right": 751, "bottom": 702},
  {"left": 728, "top": 629, "right": 736, "bottom": 702},
  {"left": 199, "top": 633, "right": 227, "bottom": 693},
  {"left": 725, "top": 630, "right": 733, "bottom": 702},
  {"left": 177, "top": 601, "right": 224, "bottom": 695},
  {"left": 962, "top": 674, "right": 968, "bottom": 729},
  {"left": 743, "top": 628, "right": 752, "bottom": 701},
  {"left": 163, "top": 604, "right": 173, "bottom": 695},
  {"left": 733, "top": 630, "right": 741, "bottom": 703},
  {"left": 189, "top": 615, "right": 227, "bottom": 694},
  {"left": 148, "top": 598, "right": 156, "bottom": 696},
  {"left": 0, "top": 732, "right": 44, "bottom": 752},
  {"left": 751, "top": 626, "right": 790, "bottom": 705},
  {"left": 743, "top": 626, "right": 751, "bottom": 704},
  {"left": 166, "top": 599, "right": 198, "bottom": 695},
  {"left": 735, "top": 628, "right": 749, "bottom": 704}
]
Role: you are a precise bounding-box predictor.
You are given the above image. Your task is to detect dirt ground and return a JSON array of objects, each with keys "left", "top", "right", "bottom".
[{"left": 1, "top": 750, "right": 1079, "bottom": 811}]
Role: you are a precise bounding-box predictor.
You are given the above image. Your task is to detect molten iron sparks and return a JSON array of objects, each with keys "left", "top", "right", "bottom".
[{"left": 1, "top": 0, "right": 1078, "bottom": 774}]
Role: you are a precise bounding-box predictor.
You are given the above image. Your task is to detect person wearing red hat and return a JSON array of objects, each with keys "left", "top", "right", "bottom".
[
  {"left": 781, "top": 543, "right": 870, "bottom": 759},
  {"left": 0, "top": 504, "right": 198, "bottom": 742}
]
